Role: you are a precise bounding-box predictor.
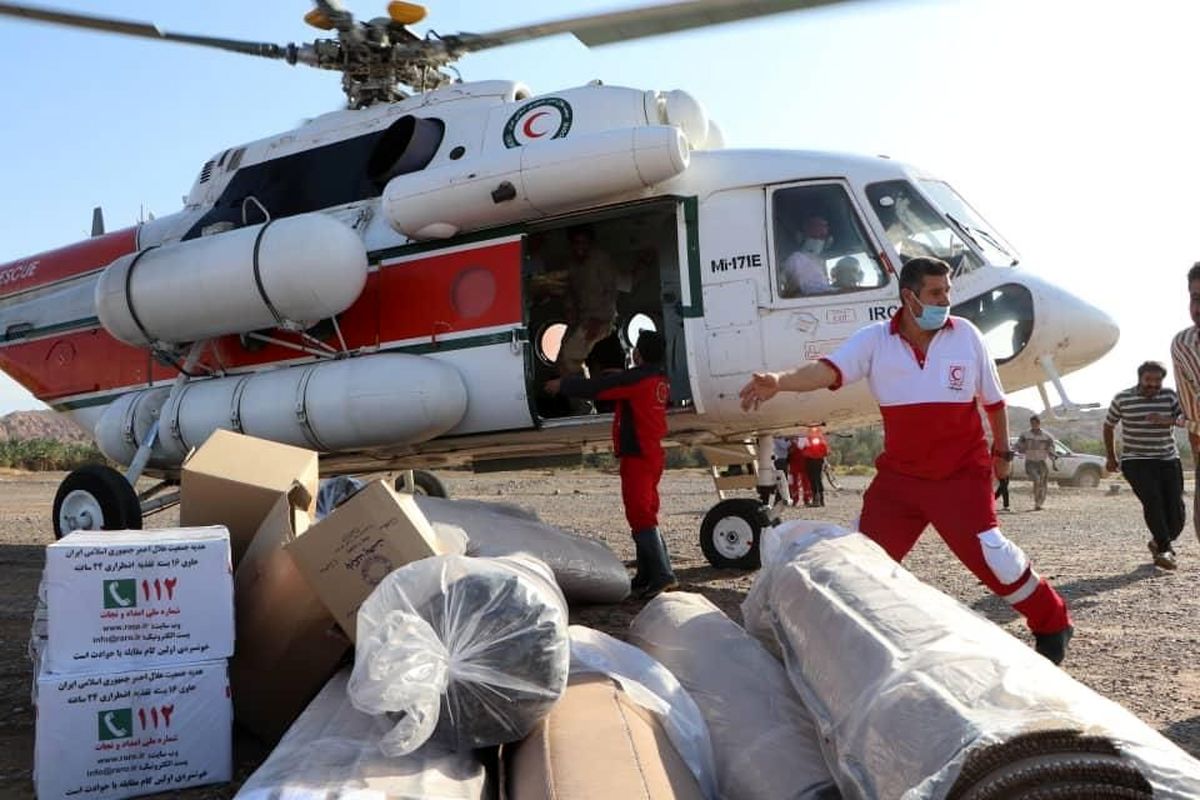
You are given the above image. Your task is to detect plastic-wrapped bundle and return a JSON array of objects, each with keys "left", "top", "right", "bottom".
[
  {"left": 414, "top": 495, "right": 630, "bottom": 604},
  {"left": 629, "top": 592, "right": 840, "bottom": 800},
  {"left": 236, "top": 669, "right": 492, "bottom": 800},
  {"left": 348, "top": 555, "right": 570, "bottom": 755},
  {"left": 568, "top": 626, "right": 718, "bottom": 799},
  {"left": 741, "top": 521, "right": 1200, "bottom": 800}
]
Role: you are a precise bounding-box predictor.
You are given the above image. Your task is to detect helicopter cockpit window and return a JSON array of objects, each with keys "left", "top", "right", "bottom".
[
  {"left": 772, "top": 184, "right": 887, "bottom": 298},
  {"left": 866, "top": 180, "right": 983, "bottom": 275},
  {"left": 951, "top": 283, "right": 1033, "bottom": 364},
  {"left": 918, "top": 179, "right": 1019, "bottom": 267}
]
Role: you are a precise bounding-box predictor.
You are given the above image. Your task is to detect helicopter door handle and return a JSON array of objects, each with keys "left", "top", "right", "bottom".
[{"left": 242, "top": 196, "right": 271, "bottom": 226}]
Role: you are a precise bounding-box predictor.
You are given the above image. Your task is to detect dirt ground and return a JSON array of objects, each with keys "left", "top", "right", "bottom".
[{"left": 2, "top": 467, "right": 1198, "bottom": 798}]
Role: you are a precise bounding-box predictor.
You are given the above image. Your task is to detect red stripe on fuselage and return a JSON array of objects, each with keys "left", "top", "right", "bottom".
[
  {"left": 5, "top": 238, "right": 525, "bottom": 402},
  {"left": 0, "top": 327, "right": 161, "bottom": 400},
  {"left": 0, "top": 227, "right": 138, "bottom": 298},
  {"left": 209, "top": 239, "right": 523, "bottom": 369},
  {"left": 376, "top": 240, "right": 523, "bottom": 341}
]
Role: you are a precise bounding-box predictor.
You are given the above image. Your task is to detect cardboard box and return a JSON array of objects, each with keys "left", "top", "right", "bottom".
[
  {"left": 35, "top": 660, "right": 232, "bottom": 800},
  {"left": 43, "top": 528, "right": 235, "bottom": 675},
  {"left": 504, "top": 674, "right": 704, "bottom": 800},
  {"left": 286, "top": 480, "right": 452, "bottom": 641},
  {"left": 180, "top": 429, "right": 318, "bottom": 567},
  {"left": 230, "top": 485, "right": 351, "bottom": 743}
]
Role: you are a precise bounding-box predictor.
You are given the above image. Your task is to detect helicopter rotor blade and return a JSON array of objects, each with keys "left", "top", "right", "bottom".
[
  {"left": 415, "top": 0, "right": 865, "bottom": 56},
  {"left": 0, "top": 2, "right": 292, "bottom": 61},
  {"left": 313, "top": 0, "right": 357, "bottom": 34}
]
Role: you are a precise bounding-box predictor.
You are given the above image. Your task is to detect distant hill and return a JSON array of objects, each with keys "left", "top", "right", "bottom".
[
  {"left": 0, "top": 410, "right": 93, "bottom": 444},
  {"left": 1008, "top": 405, "right": 1108, "bottom": 443}
]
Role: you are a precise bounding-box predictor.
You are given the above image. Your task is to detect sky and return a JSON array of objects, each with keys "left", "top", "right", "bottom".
[{"left": 0, "top": 0, "right": 1197, "bottom": 417}]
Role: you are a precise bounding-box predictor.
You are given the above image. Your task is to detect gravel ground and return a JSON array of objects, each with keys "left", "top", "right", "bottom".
[{"left": 1, "top": 467, "right": 1197, "bottom": 798}]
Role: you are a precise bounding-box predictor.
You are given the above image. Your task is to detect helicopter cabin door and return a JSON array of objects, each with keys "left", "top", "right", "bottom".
[
  {"left": 761, "top": 180, "right": 895, "bottom": 371},
  {"left": 522, "top": 201, "right": 691, "bottom": 420}
]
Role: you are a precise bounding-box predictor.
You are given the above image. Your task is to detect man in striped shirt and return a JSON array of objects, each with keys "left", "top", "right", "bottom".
[
  {"left": 1169, "top": 261, "right": 1200, "bottom": 546},
  {"left": 1103, "top": 361, "right": 1185, "bottom": 569}
]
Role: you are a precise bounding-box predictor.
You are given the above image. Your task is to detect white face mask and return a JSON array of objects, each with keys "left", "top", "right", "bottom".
[{"left": 799, "top": 237, "right": 828, "bottom": 255}]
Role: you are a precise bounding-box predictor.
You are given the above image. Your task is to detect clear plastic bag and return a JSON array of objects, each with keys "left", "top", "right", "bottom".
[
  {"left": 236, "top": 670, "right": 490, "bottom": 800},
  {"left": 348, "top": 554, "right": 569, "bottom": 756}
]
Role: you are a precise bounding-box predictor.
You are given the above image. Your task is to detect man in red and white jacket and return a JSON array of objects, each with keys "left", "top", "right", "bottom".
[
  {"left": 739, "top": 257, "right": 1073, "bottom": 665},
  {"left": 546, "top": 330, "right": 677, "bottom": 599}
]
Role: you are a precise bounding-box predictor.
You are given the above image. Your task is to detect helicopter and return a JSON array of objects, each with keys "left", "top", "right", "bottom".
[{"left": 0, "top": 0, "right": 1119, "bottom": 567}]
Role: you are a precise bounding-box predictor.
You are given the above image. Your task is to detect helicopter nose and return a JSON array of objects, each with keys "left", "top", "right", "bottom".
[{"left": 1040, "top": 282, "right": 1120, "bottom": 371}]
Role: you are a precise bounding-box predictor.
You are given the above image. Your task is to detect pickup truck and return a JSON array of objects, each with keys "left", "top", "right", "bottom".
[{"left": 1009, "top": 437, "right": 1109, "bottom": 488}]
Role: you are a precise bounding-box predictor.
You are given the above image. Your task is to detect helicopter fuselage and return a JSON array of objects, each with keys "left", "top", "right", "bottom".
[{"left": 0, "top": 81, "right": 1118, "bottom": 476}]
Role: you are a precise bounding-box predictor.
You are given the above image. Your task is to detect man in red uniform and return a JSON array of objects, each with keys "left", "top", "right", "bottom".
[
  {"left": 786, "top": 436, "right": 812, "bottom": 506},
  {"left": 739, "top": 257, "right": 1074, "bottom": 664},
  {"left": 546, "top": 330, "right": 677, "bottom": 599},
  {"left": 801, "top": 426, "right": 830, "bottom": 507}
]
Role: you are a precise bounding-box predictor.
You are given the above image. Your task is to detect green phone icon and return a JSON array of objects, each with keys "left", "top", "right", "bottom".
[
  {"left": 98, "top": 709, "right": 132, "bottom": 741},
  {"left": 103, "top": 579, "right": 136, "bottom": 609}
]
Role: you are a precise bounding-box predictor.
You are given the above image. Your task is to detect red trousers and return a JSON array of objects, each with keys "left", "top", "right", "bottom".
[
  {"left": 788, "top": 452, "right": 812, "bottom": 505},
  {"left": 859, "top": 468, "right": 1071, "bottom": 635},
  {"left": 620, "top": 451, "right": 664, "bottom": 532}
]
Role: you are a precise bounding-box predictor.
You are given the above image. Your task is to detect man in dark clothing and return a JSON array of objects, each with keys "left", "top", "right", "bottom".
[
  {"left": 545, "top": 330, "right": 678, "bottom": 598},
  {"left": 1103, "top": 361, "right": 1186, "bottom": 569}
]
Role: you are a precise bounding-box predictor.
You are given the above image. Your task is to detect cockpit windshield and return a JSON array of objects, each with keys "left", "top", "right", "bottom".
[
  {"left": 952, "top": 283, "right": 1033, "bottom": 364},
  {"left": 919, "top": 179, "right": 1019, "bottom": 266},
  {"left": 865, "top": 180, "right": 983, "bottom": 275}
]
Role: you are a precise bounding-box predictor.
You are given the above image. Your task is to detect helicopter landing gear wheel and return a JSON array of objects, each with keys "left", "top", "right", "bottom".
[
  {"left": 394, "top": 469, "right": 448, "bottom": 498},
  {"left": 700, "top": 498, "right": 771, "bottom": 570},
  {"left": 53, "top": 464, "right": 143, "bottom": 539}
]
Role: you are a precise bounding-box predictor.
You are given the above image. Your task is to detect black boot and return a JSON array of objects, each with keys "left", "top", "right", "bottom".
[
  {"left": 630, "top": 533, "right": 651, "bottom": 594},
  {"left": 1034, "top": 625, "right": 1074, "bottom": 666},
  {"left": 633, "top": 528, "right": 678, "bottom": 600}
]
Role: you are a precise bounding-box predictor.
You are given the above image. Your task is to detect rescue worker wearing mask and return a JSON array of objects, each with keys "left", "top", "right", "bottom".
[{"left": 781, "top": 214, "right": 836, "bottom": 296}]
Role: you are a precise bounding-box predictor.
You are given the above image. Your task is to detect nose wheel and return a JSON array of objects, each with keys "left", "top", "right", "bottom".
[
  {"left": 394, "top": 469, "right": 448, "bottom": 498},
  {"left": 53, "top": 464, "right": 143, "bottom": 539},
  {"left": 699, "top": 498, "right": 772, "bottom": 569}
]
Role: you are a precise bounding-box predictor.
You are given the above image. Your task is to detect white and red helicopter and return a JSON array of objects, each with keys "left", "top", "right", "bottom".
[{"left": 0, "top": 0, "right": 1118, "bottom": 566}]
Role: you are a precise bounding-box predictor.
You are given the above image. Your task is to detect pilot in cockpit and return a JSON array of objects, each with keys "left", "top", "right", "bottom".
[{"left": 780, "top": 214, "right": 836, "bottom": 296}]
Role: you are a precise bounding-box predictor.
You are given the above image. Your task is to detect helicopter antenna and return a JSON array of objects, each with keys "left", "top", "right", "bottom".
[{"left": 0, "top": 1, "right": 870, "bottom": 108}]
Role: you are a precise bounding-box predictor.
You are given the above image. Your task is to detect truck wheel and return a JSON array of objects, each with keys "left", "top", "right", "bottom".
[
  {"left": 394, "top": 469, "right": 448, "bottom": 498},
  {"left": 700, "top": 498, "right": 768, "bottom": 569},
  {"left": 1072, "top": 466, "right": 1101, "bottom": 488},
  {"left": 53, "top": 465, "right": 142, "bottom": 539}
]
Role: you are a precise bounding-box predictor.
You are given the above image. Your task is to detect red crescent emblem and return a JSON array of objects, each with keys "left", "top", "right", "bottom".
[{"left": 522, "top": 111, "right": 550, "bottom": 139}]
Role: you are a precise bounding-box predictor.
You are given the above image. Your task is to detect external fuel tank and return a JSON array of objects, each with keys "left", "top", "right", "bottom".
[
  {"left": 95, "top": 213, "right": 368, "bottom": 347},
  {"left": 95, "top": 354, "right": 468, "bottom": 466}
]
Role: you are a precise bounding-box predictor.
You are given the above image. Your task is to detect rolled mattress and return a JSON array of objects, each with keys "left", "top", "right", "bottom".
[{"left": 740, "top": 522, "right": 1200, "bottom": 800}]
